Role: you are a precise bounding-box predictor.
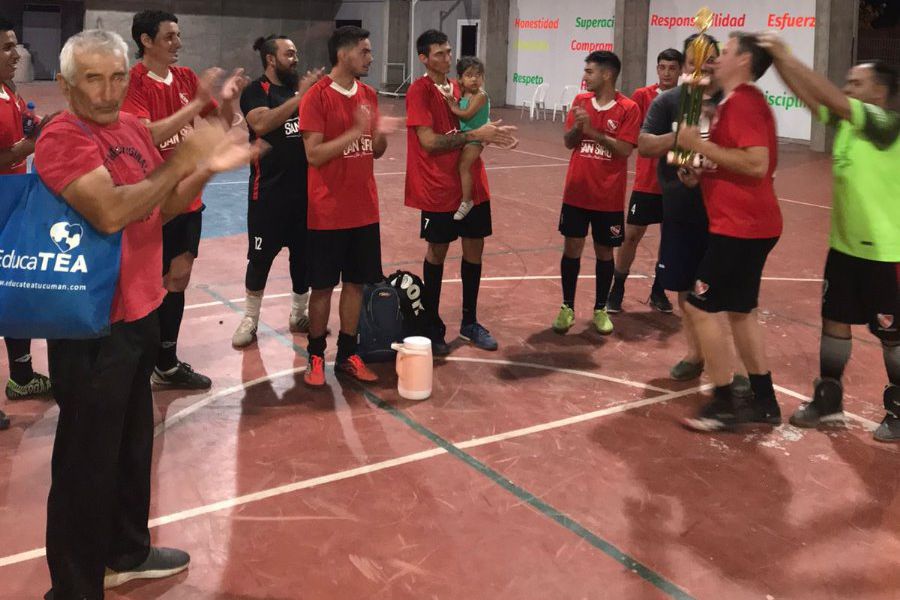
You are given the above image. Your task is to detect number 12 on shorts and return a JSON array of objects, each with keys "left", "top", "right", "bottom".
[{"left": 254, "top": 236, "right": 262, "bottom": 250}]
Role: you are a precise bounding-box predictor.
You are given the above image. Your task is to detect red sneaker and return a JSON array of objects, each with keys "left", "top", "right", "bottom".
[
  {"left": 336, "top": 355, "right": 378, "bottom": 382},
  {"left": 304, "top": 355, "right": 326, "bottom": 387}
]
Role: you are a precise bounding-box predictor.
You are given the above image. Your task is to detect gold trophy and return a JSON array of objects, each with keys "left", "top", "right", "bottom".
[{"left": 667, "top": 7, "right": 715, "bottom": 168}]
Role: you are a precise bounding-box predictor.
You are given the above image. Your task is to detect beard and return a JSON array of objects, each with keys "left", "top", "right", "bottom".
[{"left": 276, "top": 63, "right": 299, "bottom": 89}]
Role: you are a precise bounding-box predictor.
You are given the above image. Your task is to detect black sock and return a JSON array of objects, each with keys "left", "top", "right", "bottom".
[
  {"left": 611, "top": 269, "right": 627, "bottom": 293},
  {"left": 820, "top": 334, "right": 852, "bottom": 381},
  {"left": 5, "top": 338, "right": 34, "bottom": 384},
  {"left": 560, "top": 256, "right": 580, "bottom": 309},
  {"left": 651, "top": 263, "right": 666, "bottom": 296},
  {"left": 307, "top": 334, "right": 327, "bottom": 358},
  {"left": 157, "top": 291, "right": 185, "bottom": 371},
  {"left": 423, "top": 259, "right": 444, "bottom": 327},
  {"left": 336, "top": 332, "right": 357, "bottom": 363},
  {"left": 713, "top": 384, "right": 733, "bottom": 404},
  {"left": 884, "top": 342, "right": 900, "bottom": 386},
  {"left": 749, "top": 372, "right": 777, "bottom": 404},
  {"left": 594, "top": 258, "right": 614, "bottom": 310},
  {"left": 461, "top": 259, "right": 482, "bottom": 326}
]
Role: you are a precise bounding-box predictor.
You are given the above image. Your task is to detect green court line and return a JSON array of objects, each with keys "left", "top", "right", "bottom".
[{"left": 203, "top": 286, "right": 696, "bottom": 600}]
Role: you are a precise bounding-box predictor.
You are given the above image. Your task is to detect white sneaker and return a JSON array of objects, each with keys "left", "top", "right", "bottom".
[
  {"left": 289, "top": 310, "right": 309, "bottom": 333},
  {"left": 453, "top": 200, "right": 474, "bottom": 221},
  {"left": 232, "top": 316, "right": 258, "bottom": 348}
]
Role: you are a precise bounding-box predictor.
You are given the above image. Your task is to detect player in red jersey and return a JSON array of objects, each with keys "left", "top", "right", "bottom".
[
  {"left": 299, "top": 26, "right": 400, "bottom": 387},
  {"left": 607, "top": 48, "right": 683, "bottom": 315},
  {"left": 676, "top": 33, "right": 782, "bottom": 432},
  {"left": 552, "top": 51, "right": 641, "bottom": 336},
  {"left": 0, "top": 19, "right": 52, "bottom": 430},
  {"left": 122, "top": 10, "right": 246, "bottom": 391},
  {"left": 405, "top": 29, "right": 517, "bottom": 355}
]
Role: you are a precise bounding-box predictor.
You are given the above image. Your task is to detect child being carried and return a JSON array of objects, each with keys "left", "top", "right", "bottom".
[{"left": 443, "top": 57, "right": 490, "bottom": 221}]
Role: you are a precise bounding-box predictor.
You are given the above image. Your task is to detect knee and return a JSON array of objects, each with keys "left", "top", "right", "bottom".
[
  {"left": 164, "top": 273, "right": 191, "bottom": 293},
  {"left": 593, "top": 245, "right": 614, "bottom": 261},
  {"left": 563, "top": 238, "right": 584, "bottom": 258},
  {"left": 427, "top": 243, "right": 449, "bottom": 264}
]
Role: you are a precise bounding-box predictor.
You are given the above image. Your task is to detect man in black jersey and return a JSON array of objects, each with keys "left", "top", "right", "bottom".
[{"left": 233, "top": 35, "right": 323, "bottom": 347}]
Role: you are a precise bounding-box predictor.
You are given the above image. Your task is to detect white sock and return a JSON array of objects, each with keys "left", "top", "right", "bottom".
[
  {"left": 245, "top": 292, "right": 263, "bottom": 320},
  {"left": 292, "top": 291, "right": 309, "bottom": 316}
]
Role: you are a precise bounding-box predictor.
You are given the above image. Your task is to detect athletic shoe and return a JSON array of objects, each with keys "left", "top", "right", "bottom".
[
  {"left": 453, "top": 200, "right": 474, "bottom": 221},
  {"left": 151, "top": 362, "right": 212, "bottom": 390},
  {"left": 731, "top": 374, "right": 753, "bottom": 401},
  {"left": 104, "top": 546, "right": 190, "bottom": 590},
  {"left": 591, "top": 308, "right": 614, "bottom": 335},
  {"left": 790, "top": 378, "right": 844, "bottom": 428},
  {"left": 683, "top": 393, "right": 736, "bottom": 432},
  {"left": 428, "top": 321, "right": 451, "bottom": 356},
  {"left": 735, "top": 395, "right": 782, "bottom": 425},
  {"left": 460, "top": 322, "right": 499, "bottom": 351},
  {"left": 288, "top": 310, "right": 310, "bottom": 333},
  {"left": 336, "top": 354, "right": 378, "bottom": 382},
  {"left": 5, "top": 373, "right": 52, "bottom": 400},
  {"left": 304, "top": 355, "right": 326, "bottom": 387},
  {"left": 648, "top": 291, "right": 674, "bottom": 313},
  {"left": 670, "top": 360, "right": 704, "bottom": 381},
  {"left": 606, "top": 282, "right": 624, "bottom": 314},
  {"left": 0, "top": 409, "right": 9, "bottom": 430},
  {"left": 552, "top": 305, "right": 575, "bottom": 334},
  {"left": 874, "top": 385, "right": 900, "bottom": 443},
  {"left": 231, "top": 316, "right": 258, "bottom": 348}
]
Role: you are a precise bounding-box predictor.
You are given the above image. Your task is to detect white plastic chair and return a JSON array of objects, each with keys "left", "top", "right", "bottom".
[
  {"left": 552, "top": 85, "right": 580, "bottom": 122},
  {"left": 520, "top": 82, "right": 548, "bottom": 120}
]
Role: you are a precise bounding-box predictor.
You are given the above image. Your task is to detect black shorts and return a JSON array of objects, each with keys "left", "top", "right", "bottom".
[
  {"left": 626, "top": 191, "right": 664, "bottom": 226},
  {"left": 247, "top": 193, "right": 307, "bottom": 262},
  {"left": 658, "top": 220, "right": 709, "bottom": 292},
  {"left": 307, "top": 223, "right": 382, "bottom": 289},
  {"left": 420, "top": 202, "right": 492, "bottom": 244},
  {"left": 687, "top": 234, "right": 778, "bottom": 314},
  {"left": 162, "top": 209, "right": 203, "bottom": 275},
  {"left": 558, "top": 204, "right": 624, "bottom": 247},
  {"left": 822, "top": 249, "right": 899, "bottom": 341}
]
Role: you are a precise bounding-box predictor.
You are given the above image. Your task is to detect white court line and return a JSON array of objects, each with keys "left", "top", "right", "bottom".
[
  {"left": 153, "top": 366, "right": 307, "bottom": 436},
  {"left": 507, "top": 148, "right": 570, "bottom": 162},
  {"left": 206, "top": 162, "right": 567, "bottom": 186},
  {"left": 184, "top": 274, "right": 819, "bottom": 312},
  {"left": 779, "top": 197, "right": 830, "bottom": 210},
  {"left": 0, "top": 378, "right": 705, "bottom": 569}
]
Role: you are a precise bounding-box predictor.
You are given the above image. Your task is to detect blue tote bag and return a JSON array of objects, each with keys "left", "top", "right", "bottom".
[{"left": 0, "top": 173, "right": 122, "bottom": 339}]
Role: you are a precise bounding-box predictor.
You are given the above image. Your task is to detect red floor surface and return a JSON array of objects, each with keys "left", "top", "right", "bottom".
[{"left": 1, "top": 90, "right": 898, "bottom": 599}]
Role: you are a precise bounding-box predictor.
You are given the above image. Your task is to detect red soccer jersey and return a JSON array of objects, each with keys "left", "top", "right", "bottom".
[
  {"left": 34, "top": 111, "right": 166, "bottom": 324},
  {"left": 562, "top": 92, "right": 641, "bottom": 211},
  {"left": 121, "top": 62, "right": 217, "bottom": 213},
  {"left": 0, "top": 83, "right": 26, "bottom": 174},
  {"left": 299, "top": 76, "right": 380, "bottom": 230},
  {"left": 701, "top": 84, "right": 782, "bottom": 239},
  {"left": 404, "top": 75, "right": 490, "bottom": 213},
  {"left": 630, "top": 83, "right": 662, "bottom": 195}
]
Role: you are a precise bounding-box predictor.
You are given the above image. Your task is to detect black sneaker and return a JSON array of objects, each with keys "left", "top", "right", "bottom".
[
  {"left": 648, "top": 291, "right": 674, "bottom": 313},
  {"left": 874, "top": 385, "right": 900, "bottom": 443},
  {"left": 606, "top": 281, "right": 624, "bottom": 313},
  {"left": 683, "top": 393, "right": 736, "bottom": 432},
  {"left": 735, "top": 395, "right": 782, "bottom": 425},
  {"left": 151, "top": 362, "right": 212, "bottom": 390},
  {"left": 6, "top": 372, "right": 52, "bottom": 400},
  {"left": 105, "top": 546, "right": 190, "bottom": 589},
  {"left": 790, "top": 378, "right": 844, "bottom": 428},
  {"left": 0, "top": 409, "right": 9, "bottom": 430},
  {"left": 428, "top": 321, "right": 451, "bottom": 357}
]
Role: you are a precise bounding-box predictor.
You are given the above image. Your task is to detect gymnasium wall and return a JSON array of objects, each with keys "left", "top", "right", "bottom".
[
  {"left": 82, "top": 0, "right": 339, "bottom": 78},
  {"left": 335, "top": 0, "right": 388, "bottom": 91},
  {"left": 646, "top": 0, "right": 817, "bottom": 140}
]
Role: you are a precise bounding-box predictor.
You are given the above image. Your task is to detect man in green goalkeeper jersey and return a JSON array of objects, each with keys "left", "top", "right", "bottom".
[{"left": 759, "top": 33, "right": 900, "bottom": 442}]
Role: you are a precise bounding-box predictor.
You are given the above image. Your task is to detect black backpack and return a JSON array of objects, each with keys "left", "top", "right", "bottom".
[
  {"left": 387, "top": 270, "right": 430, "bottom": 337},
  {"left": 357, "top": 281, "right": 404, "bottom": 363}
]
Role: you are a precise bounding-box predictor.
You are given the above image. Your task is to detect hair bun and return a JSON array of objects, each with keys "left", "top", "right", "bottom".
[{"left": 252, "top": 36, "right": 266, "bottom": 51}]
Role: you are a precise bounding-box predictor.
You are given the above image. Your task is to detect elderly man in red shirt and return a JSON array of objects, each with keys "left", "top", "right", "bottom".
[{"left": 34, "top": 29, "right": 258, "bottom": 599}]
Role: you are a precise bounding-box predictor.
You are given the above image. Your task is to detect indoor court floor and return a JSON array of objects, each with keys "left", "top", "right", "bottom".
[{"left": 1, "top": 89, "right": 898, "bottom": 599}]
